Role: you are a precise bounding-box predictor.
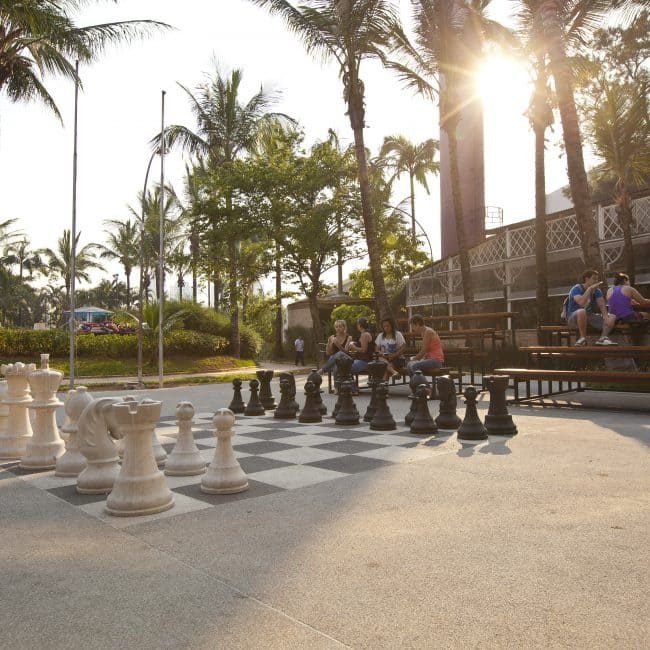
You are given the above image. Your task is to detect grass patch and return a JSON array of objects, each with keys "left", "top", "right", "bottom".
[{"left": 0, "top": 354, "right": 256, "bottom": 377}]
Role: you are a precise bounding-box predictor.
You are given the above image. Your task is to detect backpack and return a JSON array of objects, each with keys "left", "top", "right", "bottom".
[{"left": 560, "top": 296, "right": 569, "bottom": 322}]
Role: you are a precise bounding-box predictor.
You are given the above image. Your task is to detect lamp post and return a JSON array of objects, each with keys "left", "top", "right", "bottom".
[
  {"left": 69, "top": 60, "right": 80, "bottom": 389},
  {"left": 389, "top": 203, "right": 436, "bottom": 318}
]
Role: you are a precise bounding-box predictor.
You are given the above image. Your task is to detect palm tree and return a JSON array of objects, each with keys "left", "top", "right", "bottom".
[
  {"left": 379, "top": 135, "right": 439, "bottom": 243},
  {"left": 0, "top": 218, "right": 23, "bottom": 264},
  {"left": 0, "top": 0, "right": 169, "bottom": 120},
  {"left": 154, "top": 65, "right": 293, "bottom": 357},
  {"left": 247, "top": 0, "right": 404, "bottom": 322},
  {"left": 536, "top": 0, "right": 648, "bottom": 278},
  {"left": 99, "top": 219, "right": 139, "bottom": 309},
  {"left": 41, "top": 230, "right": 104, "bottom": 301},
  {"left": 2, "top": 237, "right": 43, "bottom": 279}
]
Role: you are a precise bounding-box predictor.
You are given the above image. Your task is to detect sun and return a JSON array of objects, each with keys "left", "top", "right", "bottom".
[{"left": 475, "top": 55, "right": 531, "bottom": 115}]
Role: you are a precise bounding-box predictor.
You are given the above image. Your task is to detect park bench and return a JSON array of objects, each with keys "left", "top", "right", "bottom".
[
  {"left": 537, "top": 320, "right": 649, "bottom": 346},
  {"left": 493, "top": 367, "right": 650, "bottom": 403}
]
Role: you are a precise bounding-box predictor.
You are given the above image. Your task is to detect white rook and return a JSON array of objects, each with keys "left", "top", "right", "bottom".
[
  {"left": 21, "top": 354, "right": 64, "bottom": 470},
  {"left": 105, "top": 398, "right": 174, "bottom": 517},
  {"left": 165, "top": 401, "right": 206, "bottom": 476},
  {"left": 201, "top": 408, "right": 248, "bottom": 495},
  {"left": 55, "top": 386, "right": 93, "bottom": 477},
  {"left": 0, "top": 362, "right": 35, "bottom": 459}
]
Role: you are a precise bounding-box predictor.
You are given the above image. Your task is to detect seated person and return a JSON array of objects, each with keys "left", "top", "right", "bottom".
[
  {"left": 319, "top": 319, "right": 353, "bottom": 375},
  {"left": 607, "top": 272, "right": 650, "bottom": 322},
  {"left": 346, "top": 317, "right": 375, "bottom": 375},
  {"left": 406, "top": 314, "right": 444, "bottom": 374},
  {"left": 375, "top": 318, "right": 407, "bottom": 380},
  {"left": 566, "top": 270, "right": 617, "bottom": 346}
]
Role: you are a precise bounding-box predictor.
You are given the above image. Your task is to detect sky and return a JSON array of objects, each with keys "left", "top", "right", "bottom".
[{"left": 0, "top": 0, "right": 597, "bottom": 297}]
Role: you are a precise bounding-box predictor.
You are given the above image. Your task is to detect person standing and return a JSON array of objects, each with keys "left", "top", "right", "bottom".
[
  {"left": 294, "top": 335, "right": 305, "bottom": 366},
  {"left": 406, "top": 314, "right": 444, "bottom": 374},
  {"left": 607, "top": 272, "right": 650, "bottom": 322},
  {"left": 566, "top": 270, "right": 617, "bottom": 346}
]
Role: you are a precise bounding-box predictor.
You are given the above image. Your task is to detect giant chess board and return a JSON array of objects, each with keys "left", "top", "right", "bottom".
[{"left": 1, "top": 412, "right": 498, "bottom": 528}]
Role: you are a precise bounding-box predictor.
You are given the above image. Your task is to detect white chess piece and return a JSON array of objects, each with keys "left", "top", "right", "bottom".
[
  {"left": 0, "top": 362, "right": 36, "bottom": 459},
  {"left": 0, "top": 380, "right": 9, "bottom": 444},
  {"left": 105, "top": 398, "right": 174, "bottom": 517},
  {"left": 76, "top": 397, "right": 121, "bottom": 494},
  {"left": 164, "top": 401, "right": 206, "bottom": 476},
  {"left": 55, "top": 386, "right": 93, "bottom": 477},
  {"left": 21, "top": 354, "right": 65, "bottom": 470},
  {"left": 201, "top": 408, "right": 248, "bottom": 494}
]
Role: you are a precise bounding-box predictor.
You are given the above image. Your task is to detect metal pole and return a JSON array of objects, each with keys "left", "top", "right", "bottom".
[
  {"left": 69, "top": 60, "right": 79, "bottom": 389},
  {"left": 138, "top": 150, "right": 157, "bottom": 389},
  {"left": 158, "top": 90, "right": 166, "bottom": 389}
]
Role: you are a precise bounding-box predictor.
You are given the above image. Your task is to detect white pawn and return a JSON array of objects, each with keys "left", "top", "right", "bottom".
[
  {"left": 105, "top": 398, "right": 174, "bottom": 517},
  {"left": 0, "top": 362, "right": 36, "bottom": 459},
  {"left": 55, "top": 386, "right": 93, "bottom": 477},
  {"left": 76, "top": 397, "right": 121, "bottom": 494},
  {"left": 201, "top": 408, "right": 248, "bottom": 495},
  {"left": 164, "top": 402, "right": 206, "bottom": 476},
  {"left": 21, "top": 354, "right": 65, "bottom": 470}
]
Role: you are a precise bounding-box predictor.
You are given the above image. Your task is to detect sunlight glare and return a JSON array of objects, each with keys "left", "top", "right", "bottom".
[{"left": 476, "top": 56, "right": 531, "bottom": 115}]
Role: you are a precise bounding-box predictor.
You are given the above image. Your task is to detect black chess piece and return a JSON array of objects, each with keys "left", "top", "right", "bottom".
[
  {"left": 335, "top": 381, "right": 360, "bottom": 425},
  {"left": 331, "top": 355, "right": 354, "bottom": 419},
  {"left": 244, "top": 378, "right": 265, "bottom": 417},
  {"left": 274, "top": 379, "right": 297, "bottom": 419},
  {"left": 256, "top": 370, "right": 276, "bottom": 410},
  {"left": 483, "top": 375, "right": 518, "bottom": 435},
  {"left": 228, "top": 378, "right": 246, "bottom": 414},
  {"left": 370, "top": 382, "right": 396, "bottom": 431},
  {"left": 364, "top": 353, "right": 387, "bottom": 423},
  {"left": 307, "top": 368, "right": 327, "bottom": 416},
  {"left": 405, "top": 370, "right": 430, "bottom": 426},
  {"left": 410, "top": 384, "right": 438, "bottom": 435},
  {"left": 435, "top": 375, "right": 462, "bottom": 430},
  {"left": 299, "top": 380, "right": 323, "bottom": 423},
  {"left": 457, "top": 386, "right": 488, "bottom": 441},
  {"left": 279, "top": 372, "right": 300, "bottom": 414}
]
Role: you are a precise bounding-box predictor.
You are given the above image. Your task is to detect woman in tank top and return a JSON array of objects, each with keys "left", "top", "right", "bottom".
[{"left": 607, "top": 272, "right": 650, "bottom": 322}]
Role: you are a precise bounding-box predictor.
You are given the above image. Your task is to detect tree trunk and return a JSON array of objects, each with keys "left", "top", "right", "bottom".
[
  {"left": 617, "top": 181, "right": 636, "bottom": 284},
  {"left": 307, "top": 292, "right": 324, "bottom": 345},
  {"left": 346, "top": 70, "right": 393, "bottom": 322},
  {"left": 228, "top": 241, "right": 240, "bottom": 358},
  {"left": 273, "top": 251, "right": 283, "bottom": 359},
  {"left": 409, "top": 172, "right": 416, "bottom": 245},
  {"left": 445, "top": 116, "right": 475, "bottom": 311},
  {"left": 125, "top": 270, "right": 131, "bottom": 310},
  {"left": 539, "top": 0, "right": 603, "bottom": 279}
]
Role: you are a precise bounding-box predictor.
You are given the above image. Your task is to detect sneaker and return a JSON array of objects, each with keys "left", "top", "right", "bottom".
[
  {"left": 596, "top": 337, "right": 618, "bottom": 346},
  {"left": 574, "top": 337, "right": 587, "bottom": 346}
]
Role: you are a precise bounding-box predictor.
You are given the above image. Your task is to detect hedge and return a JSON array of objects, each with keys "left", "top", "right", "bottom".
[{"left": 0, "top": 329, "right": 229, "bottom": 359}]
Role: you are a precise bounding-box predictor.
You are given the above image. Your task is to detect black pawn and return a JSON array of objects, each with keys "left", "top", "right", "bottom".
[
  {"left": 279, "top": 372, "right": 300, "bottom": 414},
  {"left": 244, "top": 378, "right": 265, "bottom": 416},
  {"left": 307, "top": 368, "right": 327, "bottom": 416},
  {"left": 435, "top": 375, "right": 462, "bottom": 430},
  {"left": 335, "top": 381, "right": 360, "bottom": 425},
  {"left": 256, "top": 370, "right": 276, "bottom": 410},
  {"left": 370, "top": 382, "right": 396, "bottom": 431},
  {"left": 405, "top": 370, "right": 430, "bottom": 426},
  {"left": 332, "top": 355, "right": 355, "bottom": 418},
  {"left": 483, "top": 375, "right": 518, "bottom": 435},
  {"left": 457, "top": 386, "right": 488, "bottom": 441},
  {"left": 410, "top": 384, "right": 438, "bottom": 435},
  {"left": 275, "top": 379, "right": 297, "bottom": 420},
  {"left": 228, "top": 378, "right": 246, "bottom": 414},
  {"left": 299, "top": 380, "right": 323, "bottom": 423},
  {"left": 364, "top": 353, "right": 387, "bottom": 423}
]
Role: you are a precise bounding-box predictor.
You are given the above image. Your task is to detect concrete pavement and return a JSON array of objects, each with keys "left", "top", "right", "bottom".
[{"left": 1, "top": 379, "right": 648, "bottom": 648}]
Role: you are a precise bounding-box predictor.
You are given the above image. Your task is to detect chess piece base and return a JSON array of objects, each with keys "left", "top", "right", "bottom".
[
  {"left": 105, "top": 498, "right": 174, "bottom": 517},
  {"left": 484, "top": 415, "right": 518, "bottom": 436}
]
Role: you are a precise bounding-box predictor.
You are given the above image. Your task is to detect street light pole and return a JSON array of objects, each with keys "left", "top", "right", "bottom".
[
  {"left": 69, "top": 60, "right": 80, "bottom": 389},
  {"left": 158, "top": 90, "right": 166, "bottom": 389}
]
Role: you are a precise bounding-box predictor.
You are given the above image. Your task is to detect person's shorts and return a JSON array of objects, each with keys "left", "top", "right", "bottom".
[
  {"left": 616, "top": 312, "right": 645, "bottom": 323},
  {"left": 567, "top": 309, "right": 603, "bottom": 330}
]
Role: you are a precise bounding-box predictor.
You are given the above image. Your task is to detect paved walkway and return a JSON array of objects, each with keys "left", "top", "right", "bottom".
[{"left": 1, "top": 380, "right": 648, "bottom": 648}]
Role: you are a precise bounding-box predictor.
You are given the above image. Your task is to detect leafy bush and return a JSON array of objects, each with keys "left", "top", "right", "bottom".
[
  {"left": 329, "top": 304, "right": 376, "bottom": 336},
  {"left": 240, "top": 324, "right": 262, "bottom": 358}
]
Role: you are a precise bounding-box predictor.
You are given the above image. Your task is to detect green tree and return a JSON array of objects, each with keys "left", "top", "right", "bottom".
[
  {"left": 155, "top": 65, "right": 292, "bottom": 357},
  {"left": 3, "top": 237, "right": 44, "bottom": 280},
  {"left": 0, "top": 0, "right": 169, "bottom": 120},
  {"left": 248, "top": 0, "right": 404, "bottom": 323},
  {"left": 41, "top": 230, "right": 104, "bottom": 301},
  {"left": 99, "top": 218, "right": 139, "bottom": 309},
  {"left": 378, "top": 135, "right": 439, "bottom": 244}
]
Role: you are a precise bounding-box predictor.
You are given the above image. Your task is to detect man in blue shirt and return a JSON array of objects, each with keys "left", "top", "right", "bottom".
[{"left": 566, "top": 270, "right": 617, "bottom": 346}]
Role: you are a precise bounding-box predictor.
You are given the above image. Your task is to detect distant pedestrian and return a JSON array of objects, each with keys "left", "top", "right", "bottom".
[{"left": 294, "top": 335, "right": 305, "bottom": 366}]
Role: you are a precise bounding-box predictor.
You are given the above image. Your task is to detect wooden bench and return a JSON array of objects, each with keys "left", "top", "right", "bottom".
[
  {"left": 521, "top": 345, "right": 650, "bottom": 369},
  {"left": 537, "top": 322, "right": 649, "bottom": 346},
  {"left": 493, "top": 367, "right": 650, "bottom": 403}
]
